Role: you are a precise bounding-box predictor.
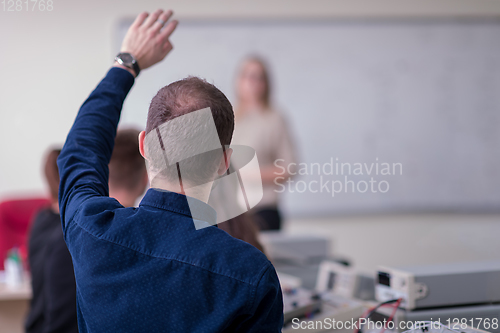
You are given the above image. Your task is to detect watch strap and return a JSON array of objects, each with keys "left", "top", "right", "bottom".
[
  {"left": 131, "top": 60, "right": 140, "bottom": 77},
  {"left": 115, "top": 53, "right": 140, "bottom": 77}
]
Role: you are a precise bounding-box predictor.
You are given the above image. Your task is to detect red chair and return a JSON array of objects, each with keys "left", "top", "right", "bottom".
[{"left": 0, "top": 197, "right": 50, "bottom": 270}]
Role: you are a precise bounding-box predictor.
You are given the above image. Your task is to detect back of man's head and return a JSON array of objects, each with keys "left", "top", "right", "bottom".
[
  {"left": 144, "top": 77, "right": 234, "bottom": 187},
  {"left": 109, "top": 128, "right": 147, "bottom": 204}
]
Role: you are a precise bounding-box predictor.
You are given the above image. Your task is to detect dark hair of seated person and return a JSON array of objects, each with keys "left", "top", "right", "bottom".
[{"left": 218, "top": 213, "right": 265, "bottom": 254}]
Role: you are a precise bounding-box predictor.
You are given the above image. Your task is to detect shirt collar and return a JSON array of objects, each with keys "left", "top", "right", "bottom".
[{"left": 139, "top": 188, "right": 217, "bottom": 227}]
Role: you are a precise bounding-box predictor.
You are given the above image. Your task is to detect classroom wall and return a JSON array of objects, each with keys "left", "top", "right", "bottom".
[{"left": 284, "top": 214, "right": 500, "bottom": 273}]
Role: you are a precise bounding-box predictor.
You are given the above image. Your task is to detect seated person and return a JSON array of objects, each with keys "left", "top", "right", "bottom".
[
  {"left": 25, "top": 148, "right": 61, "bottom": 333},
  {"left": 57, "top": 9, "right": 283, "bottom": 332},
  {"left": 26, "top": 129, "right": 148, "bottom": 333}
]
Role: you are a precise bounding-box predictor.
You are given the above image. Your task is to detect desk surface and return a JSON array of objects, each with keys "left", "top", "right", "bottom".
[{"left": 0, "top": 279, "right": 32, "bottom": 301}]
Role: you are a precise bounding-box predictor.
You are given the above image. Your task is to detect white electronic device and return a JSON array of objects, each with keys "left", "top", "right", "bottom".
[
  {"left": 278, "top": 272, "right": 322, "bottom": 324},
  {"left": 282, "top": 295, "right": 365, "bottom": 333},
  {"left": 317, "top": 261, "right": 358, "bottom": 298},
  {"left": 281, "top": 261, "right": 367, "bottom": 333},
  {"left": 316, "top": 260, "right": 375, "bottom": 300},
  {"left": 283, "top": 287, "right": 322, "bottom": 324},
  {"left": 376, "top": 261, "right": 500, "bottom": 310}
]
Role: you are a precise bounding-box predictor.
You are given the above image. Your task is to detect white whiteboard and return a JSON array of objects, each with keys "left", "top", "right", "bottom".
[{"left": 116, "top": 19, "right": 500, "bottom": 217}]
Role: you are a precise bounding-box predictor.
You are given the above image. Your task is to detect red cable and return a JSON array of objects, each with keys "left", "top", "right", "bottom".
[
  {"left": 353, "top": 299, "right": 402, "bottom": 333},
  {"left": 379, "top": 298, "right": 402, "bottom": 333}
]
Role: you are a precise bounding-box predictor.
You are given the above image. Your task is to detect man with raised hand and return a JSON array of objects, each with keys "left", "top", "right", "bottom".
[{"left": 57, "top": 9, "right": 283, "bottom": 333}]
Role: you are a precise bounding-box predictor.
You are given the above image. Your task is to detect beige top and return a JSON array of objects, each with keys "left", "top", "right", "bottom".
[{"left": 232, "top": 108, "right": 297, "bottom": 208}]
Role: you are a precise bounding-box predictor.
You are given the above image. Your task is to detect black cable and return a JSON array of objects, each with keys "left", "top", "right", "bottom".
[{"left": 356, "top": 299, "right": 401, "bottom": 333}]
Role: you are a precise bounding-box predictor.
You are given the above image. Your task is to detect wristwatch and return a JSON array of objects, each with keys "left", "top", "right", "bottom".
[{"left": 115, "top": 52, "right": 141, "bottom": 77}]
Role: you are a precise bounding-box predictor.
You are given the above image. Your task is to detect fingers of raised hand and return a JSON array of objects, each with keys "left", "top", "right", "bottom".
[
  {"left": 158, "top": 20, "right": 178, "bottom": 43},
  {"left": 142, "top": 9, "right": 164, "bottom": 30},
  {"left": 124, "top": 9, "right": 177, "bottom": 70},
  {"left": 152, "top": 10, "right": 174, "bottom": 34},
  {"left": 131, "top": 11, "right": 149, "bottom": 30}
]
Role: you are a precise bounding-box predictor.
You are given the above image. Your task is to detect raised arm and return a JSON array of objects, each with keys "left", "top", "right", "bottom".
[{"left": 57, "top": 9, "right": 177, "bottom": 230}]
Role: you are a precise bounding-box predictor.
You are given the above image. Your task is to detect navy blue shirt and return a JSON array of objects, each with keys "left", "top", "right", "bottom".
[{"left": 57, "top": 68, "right": 284, "bottom": 332}]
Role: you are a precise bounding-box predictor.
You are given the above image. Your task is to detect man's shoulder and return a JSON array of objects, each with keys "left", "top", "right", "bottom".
[
  {"left": 181, "top": 225, "right": 274, "bottom": 287},
  {"left": 77, "top": 196, "right": 123, "bottom": 215},
  {"left": 71, "top": 198, "right": 274, "bottom": 286}
]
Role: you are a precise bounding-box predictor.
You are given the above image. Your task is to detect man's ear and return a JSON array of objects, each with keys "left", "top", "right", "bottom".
[
  {"left": 138, "top": 131, "right": 147, "bottom": 159},
  {"left": 217, "top": 147, "right": 233, "bottom": 176}
]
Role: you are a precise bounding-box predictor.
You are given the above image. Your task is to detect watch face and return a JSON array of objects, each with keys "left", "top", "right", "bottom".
[{"left": 118, "top": 53, "right": 133, "bottom": 65}]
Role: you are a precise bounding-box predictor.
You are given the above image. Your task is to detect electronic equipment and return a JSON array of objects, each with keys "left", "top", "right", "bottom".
[
  {"left": 398, "top": 323, "right": 492, "bottom": 333},
  {"left": 280, "top": 262, "right": 368, "bottom": 333},
  {"left": 282, "top": 294, "right": 365, "bottom": 333},
  {"left": 317, "top": 260, "right": 375, "bottom": 301},
  {"left": 283, "top": 287, "right": 322, "bottom": 324},
  {"left": 278, "top": 272, "right": 322, "bottom": 324},
  {"left": 278, "top": 271, "right": 302, "bottom": 289},
  {"left": 374, "top": 303, "right": 500, "bottom": 333},
  {"left": 376, "top": 261, "right": 500, "bottom": 310},
  {"left": 260, "top": 232, "right": 332, "bottom": 290},
  {"left": 259, "top": 232, "right": 330, "bottom": 264},
  {"left": 364, "top": 323, "right": 491, "bottom": 333}
]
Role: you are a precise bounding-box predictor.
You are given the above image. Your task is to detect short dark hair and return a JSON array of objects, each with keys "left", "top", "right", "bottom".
[
  {"left": 44, "top": 148, "right": 61, "bottom": 202},
  {"left": 109, "top": 128, "right": 146, "bottom": 192},
  {"left": 146, "top": 76, "right": 234, "bottom": 146}
]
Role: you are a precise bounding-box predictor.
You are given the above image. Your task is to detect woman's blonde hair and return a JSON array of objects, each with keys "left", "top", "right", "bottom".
[{"left": 238, "top": 55, "right": 272, "bottom": 108}]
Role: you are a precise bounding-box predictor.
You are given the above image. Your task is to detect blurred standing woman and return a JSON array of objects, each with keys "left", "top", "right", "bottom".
[{"left": 233, "top": 56, "right": 297, "bottom": 230}]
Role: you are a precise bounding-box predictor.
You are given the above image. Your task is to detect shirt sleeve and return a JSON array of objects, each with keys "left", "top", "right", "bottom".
[
  {"left": 244, "top": 265, "right": 284, "bottom": 332},
  {"left": 57, "top": 67, "right": 134, "bottom": 232}
]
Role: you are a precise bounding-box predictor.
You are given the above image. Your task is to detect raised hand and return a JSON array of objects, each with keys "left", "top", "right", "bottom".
[{"left": 119, "top": 9, "right": 178, "bottom": 74}]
